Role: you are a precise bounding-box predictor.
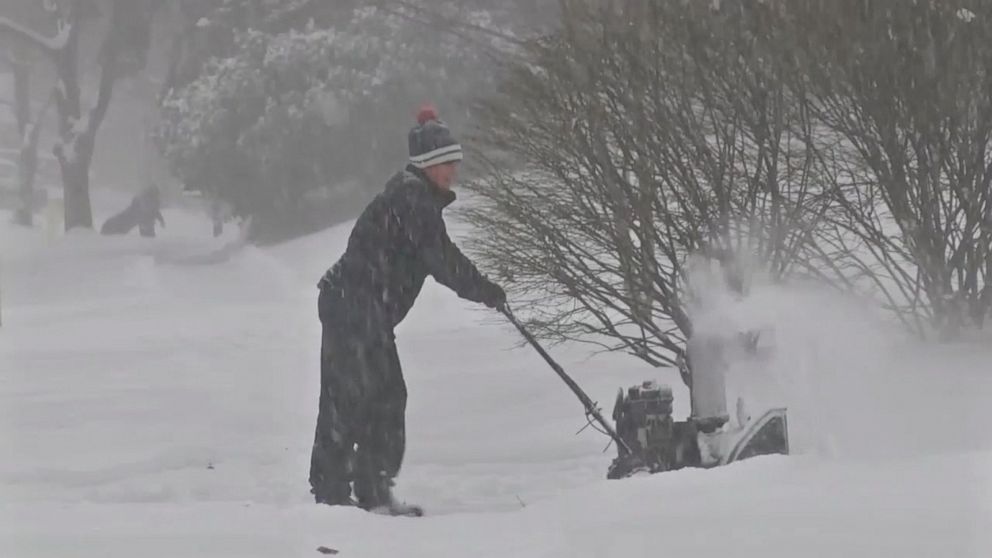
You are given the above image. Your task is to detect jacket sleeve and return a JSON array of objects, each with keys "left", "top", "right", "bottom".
[{"left": 406, "top": 197, "right": 502, "bottom": 304}]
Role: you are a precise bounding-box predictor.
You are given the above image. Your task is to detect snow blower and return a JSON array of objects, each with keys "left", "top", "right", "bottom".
[{"left": 500, "top": 305, "right": 789, "bottom": 479}]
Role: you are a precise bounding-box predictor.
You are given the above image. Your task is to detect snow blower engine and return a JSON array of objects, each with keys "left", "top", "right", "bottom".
[
  {"left": 497, "top": 304, "right": 788, "bottom": 481},
  {"left": 606, "top": 335, "right": 789, "bottom": 479}
]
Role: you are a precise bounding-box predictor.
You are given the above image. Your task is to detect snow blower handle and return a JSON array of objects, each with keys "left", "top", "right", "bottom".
[{"left": 499, "top": 304, "right": 632, "bottom": 456}]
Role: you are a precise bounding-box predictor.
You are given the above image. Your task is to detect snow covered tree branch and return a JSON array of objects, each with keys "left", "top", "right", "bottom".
[
  {"left": 2, "top": 0, "right": 158, "bottom": 231},
  {"left": 0, "top": 16, "right": 69, "bottom": 56}
]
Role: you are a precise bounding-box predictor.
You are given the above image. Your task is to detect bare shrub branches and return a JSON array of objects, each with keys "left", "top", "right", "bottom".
[
  {"left": 464, "top": 0, "right": 992, "bottom": 373},
  {"left": 463, "top": 0, "right": 834, "bottom": 371}
]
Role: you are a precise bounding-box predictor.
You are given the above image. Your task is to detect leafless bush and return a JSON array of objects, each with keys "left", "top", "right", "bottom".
[
  {"left": 791, "top": 0, "right": 992, "bottom": 336},
  {"left": 462, "top": 0, "right": 835, "bottom": 372},
  {"left": 463, "top": 0, "right": 991, "bottom": 365}
]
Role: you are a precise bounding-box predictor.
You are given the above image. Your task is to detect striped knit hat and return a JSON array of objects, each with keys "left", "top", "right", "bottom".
[{"left": 408, "top": 104, "right": 463, "bottom": 169}]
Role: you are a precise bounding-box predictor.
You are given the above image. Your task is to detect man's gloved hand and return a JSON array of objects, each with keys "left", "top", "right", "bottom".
[{"left": 482, "top": 281, "right": 507, "bottom": 310}]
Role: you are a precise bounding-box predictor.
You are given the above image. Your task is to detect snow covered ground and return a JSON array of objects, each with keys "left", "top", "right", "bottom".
[{"left": 1, "top": 193, "right": 990, "bottom": 557}]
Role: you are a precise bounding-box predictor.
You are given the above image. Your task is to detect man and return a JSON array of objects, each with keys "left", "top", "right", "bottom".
[
  {"left": 310, "top": 105, "right": 506, "bottom": 515},
  {"left": 100, "top": 185, "right": 165, "bottom": 237}
]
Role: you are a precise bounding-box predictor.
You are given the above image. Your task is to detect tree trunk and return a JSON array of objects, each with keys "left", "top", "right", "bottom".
[
  {"left": 11, "top": 50, "right": 33, "bottom": 227},
  {"left": 50, "top": 4, "right": 90, "bottom": 231},
  {"left": 2, "top": 1, "right": 138, "bottom": 233},
  {"left": 16, "top": 134, "right": 39, "bottom": 227},
  {"left": 11, "top": 51, "right": 30, "bottom": 134},
  {"left": 60, "top": 151, "right": 93, "bottom": 230},
  {"left": 52, "top": 0, "right": 124, "bottom": 232}
]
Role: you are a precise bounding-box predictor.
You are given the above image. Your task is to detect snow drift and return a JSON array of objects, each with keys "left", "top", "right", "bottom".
[{"left": 1, "top": 199, "right": 990, "bottom": 557}]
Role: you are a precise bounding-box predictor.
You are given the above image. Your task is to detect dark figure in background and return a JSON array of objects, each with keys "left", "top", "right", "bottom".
[
  {"left": 209, "top": 197, "right": 234, "bottom": 237},
  {"left": 310, "top": 105, "right": 506, "bottom": 516},
  {"left": 100, "top": 186, "right": 165, "bottom": 237}
]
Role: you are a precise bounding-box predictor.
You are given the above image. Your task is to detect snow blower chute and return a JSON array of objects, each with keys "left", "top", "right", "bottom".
[{"left": 500, "top": 306, "right": 789, "bottom": 479}]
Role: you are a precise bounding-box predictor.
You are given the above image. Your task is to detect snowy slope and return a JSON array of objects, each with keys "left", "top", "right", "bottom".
[{"left": 1, "top": 198, "right": 990, "bottom": 558}]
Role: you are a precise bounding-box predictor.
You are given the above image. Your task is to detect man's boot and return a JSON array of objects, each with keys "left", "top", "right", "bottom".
[
  {"left": 355, "top": 473, "right": 423, "bottom": 517},
  {"left": 311, "top": 480, "right": 356, "bottom": 507},
  {"left": 369, "top": 491, "right": 424, "bottom": 517}
]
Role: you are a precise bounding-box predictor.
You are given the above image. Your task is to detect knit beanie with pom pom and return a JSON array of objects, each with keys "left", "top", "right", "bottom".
[{"left": 407, "top": 103, "right": 463, "bottom": 169}]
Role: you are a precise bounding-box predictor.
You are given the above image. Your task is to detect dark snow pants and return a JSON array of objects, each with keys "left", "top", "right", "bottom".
[{"left": 309, "top": 295, "right": 407, "bottom": 508}]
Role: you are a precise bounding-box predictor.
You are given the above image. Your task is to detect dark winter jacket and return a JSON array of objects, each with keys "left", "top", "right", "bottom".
[{"left": 318, "top": 164, "right": 503, "bottom": 336}]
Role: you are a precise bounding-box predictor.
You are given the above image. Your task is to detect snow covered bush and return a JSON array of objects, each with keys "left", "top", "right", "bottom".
[{"left": 156, "top": 5, "right": 506, "bottom": 242}]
